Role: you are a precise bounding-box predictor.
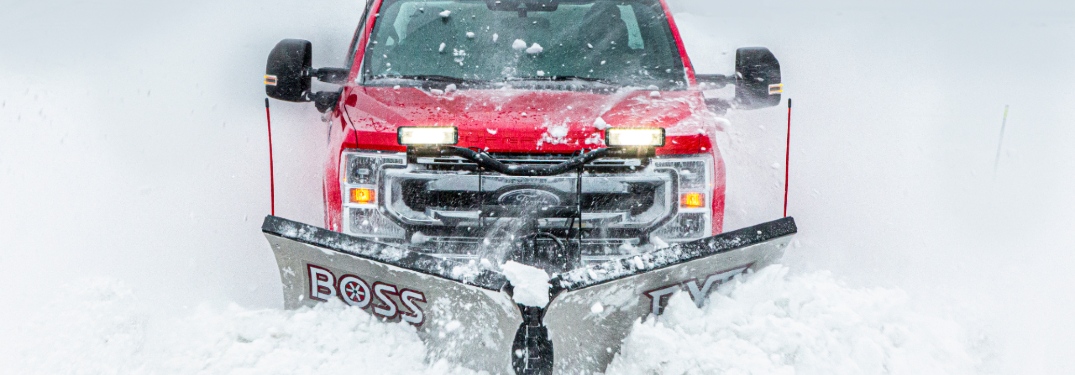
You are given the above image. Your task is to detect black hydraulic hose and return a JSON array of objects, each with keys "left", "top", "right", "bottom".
[{"left": 436, "top": 147, "right": 610, "bottom": 177}]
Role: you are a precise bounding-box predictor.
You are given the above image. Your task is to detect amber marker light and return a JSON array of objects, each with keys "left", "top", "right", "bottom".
[
  {"left": 680, "top": 192, "right": 705, "bottom": 208},
  {"left": 350, "top": 188, "right": 376, "bottom": 204}
]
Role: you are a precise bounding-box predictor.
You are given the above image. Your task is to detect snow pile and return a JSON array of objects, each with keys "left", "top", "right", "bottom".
[
  {"left": 10, "top": 280, "right": 478, "bottom": 375},
  {"left": 5, "top": 267, "right": 993, "bottom": 375},
  {"left": 605, "top": 265, "right": 989, "bottom": 375},
  {"left": 501, "top": 261, "right": 551, "bottom": 307}
]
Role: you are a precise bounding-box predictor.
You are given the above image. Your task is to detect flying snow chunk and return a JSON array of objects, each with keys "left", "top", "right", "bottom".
[
  {"left": 594, "top": 117, "right": 610, "bottom": 130},
  {"left": 439, "top": 10, "right": 451, "bottom": 18},
  {"left": 466, "top": 31, "right": 476, "bottom": 39},
  {"left": 512, "top": 39, "right": 527, "bottom": 51},
  {"left": 438, "top": 42, "right": 446, "bottom": 53},
  {"left": 444, "top": 320, "right": 462, "bottom": 332},
  {"left": 649, "top": 235, "right": 669, "bottom": 250},
  {"left": 548, "top": 125, "right": 569, "bottom": 139},
  {"left": 526, "top": 43, "right": 544, "bottom": 54},
  {"left": 411, "top": 231, "right": 429, "bottom": 245},
  {"left": 493, "top": 33, "right": 499, "bottom": 42},
  {"left": 501, "top": 261, "right": 550, "bottom": 307}
]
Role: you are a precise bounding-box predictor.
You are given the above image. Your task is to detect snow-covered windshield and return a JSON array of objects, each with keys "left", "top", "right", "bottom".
[{"left": 361, "top": 0, "right": 688, "bottom": 89}]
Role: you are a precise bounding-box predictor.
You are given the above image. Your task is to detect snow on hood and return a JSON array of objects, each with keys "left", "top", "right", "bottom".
[{"left": 343, "top": 85, "right": 721, "bottom": 153}]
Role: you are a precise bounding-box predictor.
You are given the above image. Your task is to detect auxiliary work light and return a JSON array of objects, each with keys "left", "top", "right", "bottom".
[
  {"left": 397, "top": 127, "right": 458, "bottom": 146},
  {"left": 605, "top": 128, "right": 665, "bottom": 147}
]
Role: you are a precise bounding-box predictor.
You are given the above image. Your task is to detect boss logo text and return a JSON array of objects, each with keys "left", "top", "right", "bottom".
[
  {"left": 643, "top": 264, "right": 751, "bottom": 315},
  {"left": 307, "top": 264, "right": 428, "bottom": 325}
]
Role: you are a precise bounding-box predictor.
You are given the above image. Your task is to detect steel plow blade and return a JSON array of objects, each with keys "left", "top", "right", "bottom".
[
  {"left": 543, "top": 217, "right": 797, "bottom": 374},
  {"left": 262, "top": 216, "right": 521, "bottom": 373},
  {"left": 262, "top": 216, "right": 796, "bottom": 375}
]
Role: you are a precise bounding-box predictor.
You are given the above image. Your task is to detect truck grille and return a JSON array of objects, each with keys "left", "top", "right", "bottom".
[
  {"left": 381, "top": 154, "right": 678, "bottom": 242},
  {"left": 398, "top": 179, "right": 657, "bottom": 216}
]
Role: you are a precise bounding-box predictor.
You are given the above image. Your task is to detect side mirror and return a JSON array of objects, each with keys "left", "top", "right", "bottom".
[
  {"left": 265, "top": 39, "right": 350, "bottom": 112},
  {"left": 734, "top": 47, "right": 782, "bottom": 110},
  {"left": 696, "top": 47, "right": 782, "bottom": 112},
  {"left": 265, "top": 39, "right": 313, "bottom": 102}
]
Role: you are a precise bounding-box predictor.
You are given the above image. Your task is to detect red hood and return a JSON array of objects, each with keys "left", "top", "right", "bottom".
[{"left": 340, "top": 86, "right": 721, "bottom": 154}]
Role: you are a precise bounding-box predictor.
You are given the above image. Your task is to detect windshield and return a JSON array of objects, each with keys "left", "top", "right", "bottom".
[{"left": 361, "top": 0, "right": 688, "bottom": 89}]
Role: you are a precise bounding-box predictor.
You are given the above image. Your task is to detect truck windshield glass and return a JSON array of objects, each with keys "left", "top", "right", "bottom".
[{"left": 362, "top": 0, "right": 688, "bottom": 89}]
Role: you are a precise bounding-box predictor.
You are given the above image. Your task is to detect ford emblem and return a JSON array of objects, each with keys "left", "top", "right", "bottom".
[{"left": 497, "top": 189, "right": 562, "bottom": 206}]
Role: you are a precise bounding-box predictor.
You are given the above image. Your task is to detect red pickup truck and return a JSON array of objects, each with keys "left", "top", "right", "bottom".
[
  {"left": 263, "top": 0, "right": 791, "bottom": 373},
  {"left": 267, "top": 0, "right": 781, "bottom": 262}
]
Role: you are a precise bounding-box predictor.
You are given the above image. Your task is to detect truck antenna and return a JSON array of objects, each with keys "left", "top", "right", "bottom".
[
  {"left": 783, "top": 98, "right": 792, "bottom": 218},
  {"left": 265, "top": 98, "right": 276, "bottom": 216}
]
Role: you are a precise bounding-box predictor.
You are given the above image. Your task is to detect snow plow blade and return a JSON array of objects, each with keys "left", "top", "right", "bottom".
[
  {"left": 262, "top": 217, "right": 522, "bottom": 373},
  {"left": 263, "top": 216, "right": 796, "bottom": 375},
  {"left": 544, "top": 217, "right": 796, "bottom": 373}
]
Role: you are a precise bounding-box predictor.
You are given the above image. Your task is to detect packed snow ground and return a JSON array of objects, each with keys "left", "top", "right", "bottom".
[
  {"left": 6, "top": 267, "right": 989, "bottom": 375},
  {"left": 2, "top": 0, "right": 1074, "bottom": 374},
  {"left": 12, "top": 280, "right": 478, "bottom": 375},
  {"left": 605, "top": 266, "right": 990, "bottom": 375}
]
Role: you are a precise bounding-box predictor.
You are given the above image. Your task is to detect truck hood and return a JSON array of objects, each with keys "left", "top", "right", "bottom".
[{"left": 340, "top": 85, "right": 720, "bottom": 154}]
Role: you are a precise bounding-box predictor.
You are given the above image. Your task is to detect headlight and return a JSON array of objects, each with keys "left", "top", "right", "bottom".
[
  {"left": 340, "top": 150, "right": 406, "bottom": 239},
  {"left": 653, "top": 154, "right": 714, "bottom": 241},
  {"left": 397, "top": 127, "right": 458, "bottom": 146},
  {"left": 605, "top": 128, "right": 665, "bottom": 147}
]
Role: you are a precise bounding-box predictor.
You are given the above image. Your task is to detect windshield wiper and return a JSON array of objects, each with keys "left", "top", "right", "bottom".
[
  {"left": 369, "top": 74, "right": 478, "bottom": 85},
  {"left": 368, "top": 74, "right": 623, "bottom": 89},
  {"left": 510, "top": 76, "right": 619, "bottom": 85}
]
